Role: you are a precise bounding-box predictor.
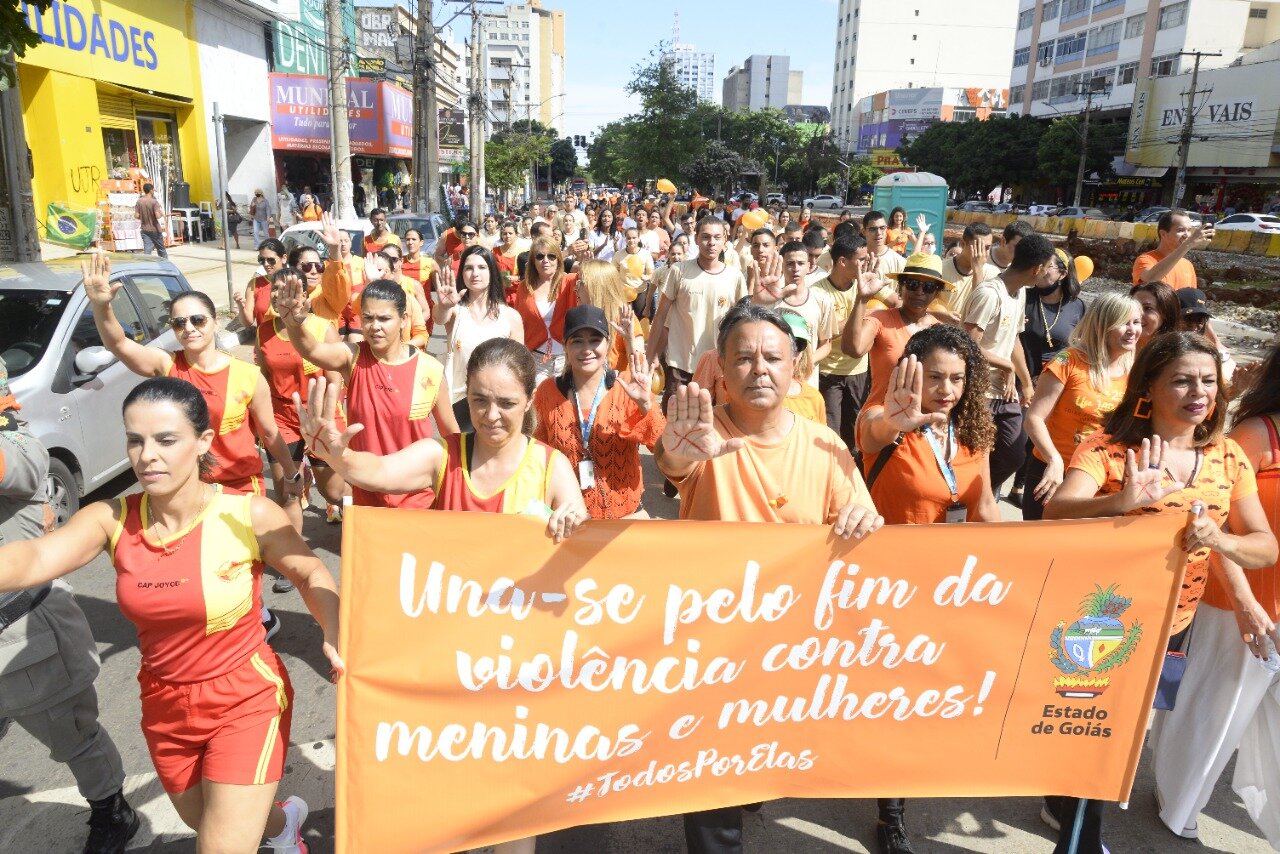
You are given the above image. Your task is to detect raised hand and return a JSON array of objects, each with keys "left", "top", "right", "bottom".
[
  {"left": 751, "top": 252, "right": 786, "bottom": 302},
  {"left": 319, "top": 211, "right": 342, "bottom": 251},
  {"left": 275, "top": 273, "right": 312, "bottom": 327},
  {"left": 1119, "top": 437, "right": 1184, "bottom": 512},
  {"left": 1188, "top": 224, "right": 1213, "bottom": 249},
  {"left": 293, "top": 376, "right": 364, "bottom": 465},
  {"left": 81, "top": 252, "right": 121, "bottom": 307},
  {"left": 436, "top": 269, "right": 462, "bottom": 308},
  {"left": 611, "top": 304, "right": 637, "bottom": 350},
  {"left": 857, "top": 267, "right": 883, "bottom": 300},
  {"left": 661, "top": 381, "right": 743, "bottom": 464},
  {"left": 363, "top": 251, "right": 390, "bottom": 283},
  {"left": 915, "top": 212, "right": 930, "bottom": 236},
  {"left": 884, "top": 355, "right": 947, "bottom": 434},
  {"left": 620, "top": 351, "right": 655, "bottom": 412}
]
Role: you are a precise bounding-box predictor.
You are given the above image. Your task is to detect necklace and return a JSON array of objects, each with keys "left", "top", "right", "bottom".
[
  {"left": 149, "top": 485, "right": 214, "bottom": 558},
  {"left": 1038, "top": 296, "right": 1064, "bottom": 350}
]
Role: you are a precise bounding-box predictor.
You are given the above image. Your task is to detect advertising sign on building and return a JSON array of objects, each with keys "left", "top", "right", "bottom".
[
  {"left": 274, "top": 0, "right": 357, "bottom": 76},
  {"left": 886, "top": 88, "right": 943, "bottom": 120},
  {"left": 439, "top": 108, "right": 466, "bottom": 149},
  {"left": 358, "top": 9, "right": 396, "bottom": 53},
  {"left": 269, "top": 73, "right": 411, "bottom": 158},
  {"left": 1126, "top": 63, "right": 1278, "bottom": 169}
]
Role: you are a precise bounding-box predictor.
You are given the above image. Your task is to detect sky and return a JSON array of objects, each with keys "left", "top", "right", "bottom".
[{"left": 551, "top": 0, "right": 838, "bottom": 140}]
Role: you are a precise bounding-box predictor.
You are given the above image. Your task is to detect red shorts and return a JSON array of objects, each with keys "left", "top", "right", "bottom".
[
  {"left": 219, "top": 474, "right": 266, "bottom": 496},
  {"left": 139, "top": 645, "right": 294, "bottom": 794}
]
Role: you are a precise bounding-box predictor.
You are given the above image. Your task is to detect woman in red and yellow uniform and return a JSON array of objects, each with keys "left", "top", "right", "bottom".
[
  {"left": 0, "top": 376, "right": 342, "bottom": 854},
  {"left": 509, "top": 235, "right": 578, "bottom": 384},
  {"left": 401, "top": 227, "right": 437, "bottom": 331},
  {"left": 280, "top": 277, "right": 458, "bottom": 510},
  {"left": 234, "top": 238, "right": 286, "bottom": 330},
  {"left": 1046, "top": 331, "right": 1278, "bottom": 854},
  {"left": 256, "top": 269, "right": 349, "bottom": 526}
]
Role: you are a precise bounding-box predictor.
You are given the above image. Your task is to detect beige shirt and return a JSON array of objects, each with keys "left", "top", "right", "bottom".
[
  {"left": 812, "top": 276, "right": 869, "bottom": 377},
  {"left": 962, "top": 278, "right": 1027, "bottom": 399},
  {"left": 661, "top": 259, "right": 749, "bottom": 373},
  {"left": 756, "top": 287, "right": 835, "bottom": 387},
  {"left": 939, "top": 256, "right": 1002, "bottom": 317}
]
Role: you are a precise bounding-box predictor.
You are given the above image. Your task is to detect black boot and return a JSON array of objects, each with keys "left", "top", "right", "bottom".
[
  {"left": 876, "top": 819, "right": 916, "bottom": 854},
  {"left": 84, "top": 790, "right": 140, "bottom": 854}
]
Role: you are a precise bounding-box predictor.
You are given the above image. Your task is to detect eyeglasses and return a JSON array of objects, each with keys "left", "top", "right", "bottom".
[
  {"left": 534, "top": 252, "right": 559, "bottom": 261},
  {"left": 901, "top": 279, "right": 944, "bottom": 295},
  {"left": 170, "top": 314, "right": 210, "bottom": 330},
  {"left": 298, "top": 261, "right": 324, "bottom": 274},
  {"left": 460, "top": 231, "right": 478, "bottom": 238},
  {"left": 257, "top": 255, "right": 279, "bottom": 266}
]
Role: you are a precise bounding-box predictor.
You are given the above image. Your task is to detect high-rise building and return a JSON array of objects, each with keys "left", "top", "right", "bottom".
[
  {"left": 482, "top": 0, "right": 566, "bottom": 134},
  {"left": 722, "top": 55, "right": 803, "bottom": 112},
  {"left": 661, "top": 12, "right": 715, "bottom": 101},
  {"left": 1008, "top": 0, "right": 1280, "bottom": 119},
  {"left": 830, "top": 0, "right": 1018, "bottom": 153}
]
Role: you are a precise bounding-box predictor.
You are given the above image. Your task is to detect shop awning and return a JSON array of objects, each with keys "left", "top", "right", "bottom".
[
  {"left": 1110, "top": 157, "right": 1169, "bottom": 179},
  {"left": 97, "top": 81, "right": 194, "bottom": 108}
]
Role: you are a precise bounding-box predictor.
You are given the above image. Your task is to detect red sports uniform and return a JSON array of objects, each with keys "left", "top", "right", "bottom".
[
  {"left": 166, "top": 353, "right": 264, "bottom": 495},
  {"left": 433, "top": 433, "right": 560, "bottom": 513}
]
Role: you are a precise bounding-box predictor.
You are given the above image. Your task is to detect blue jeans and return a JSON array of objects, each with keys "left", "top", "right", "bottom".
[
  {"left": 141, "top": 230, "right": 167, "bottom": 258},
  {"left": 252, "top": 219, "right": 270, "bottom": 246}
]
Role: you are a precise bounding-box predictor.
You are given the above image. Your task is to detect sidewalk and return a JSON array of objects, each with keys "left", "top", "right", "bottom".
[{"left": 41, "top": 239, "right": 261, "bottom": 316}]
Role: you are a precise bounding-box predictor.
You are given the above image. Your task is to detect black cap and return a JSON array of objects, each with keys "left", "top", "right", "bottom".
[
  {"left": 563, "top": 305, "right": 609, "bottom": 340},
  {"left": 1178, "top": 288, "right": 1210, "bottom": 317}
]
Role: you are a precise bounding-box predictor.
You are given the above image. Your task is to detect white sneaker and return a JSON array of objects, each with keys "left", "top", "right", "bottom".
[{"left": 266, "top": 795, "right": 309, "bottom": 853}]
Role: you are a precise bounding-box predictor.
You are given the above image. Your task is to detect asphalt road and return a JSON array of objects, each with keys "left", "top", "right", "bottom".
[{"left": 0, "top": 456, "right": 1273, "bottom": 853}]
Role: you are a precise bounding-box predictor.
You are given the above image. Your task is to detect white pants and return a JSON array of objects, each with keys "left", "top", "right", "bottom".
[{"left": 1150, "top": 603, "right": 1280, "bottom": 848}]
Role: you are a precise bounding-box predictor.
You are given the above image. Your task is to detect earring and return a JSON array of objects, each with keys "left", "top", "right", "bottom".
[{"left": 1133, "top": 396, "right": 1152, "bottom": 420}]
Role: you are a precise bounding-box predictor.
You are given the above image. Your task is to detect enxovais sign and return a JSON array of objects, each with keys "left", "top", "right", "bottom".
[{"left": 336, "top": 511, "right": 1185, "bottom": 853}]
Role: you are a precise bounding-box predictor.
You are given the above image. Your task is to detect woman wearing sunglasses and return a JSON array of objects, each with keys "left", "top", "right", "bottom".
[
  {"left": 510, "top": 235, "right": 579, "bottom": 384},
  {"left": 234, "top": 237, "right": 286, "bottom": 330},
  {"left": 84, "top": 253, "right": 303, "bottom": 628},
  {"left": 842, "top": 252, "right": 947, "bottom": 410}
]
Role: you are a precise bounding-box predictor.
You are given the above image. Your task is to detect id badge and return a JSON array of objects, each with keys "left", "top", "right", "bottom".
[
  {"left": 945, "top": 502, "right": 967, "bottom": 524},
  {"left": 578, "top": 460, "right": 596, "bottom": 490}
]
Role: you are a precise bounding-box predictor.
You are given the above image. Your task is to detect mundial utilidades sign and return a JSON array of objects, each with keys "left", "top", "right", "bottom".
[{"left": 270, "top": 73, "right": 412, "bottom": 158}]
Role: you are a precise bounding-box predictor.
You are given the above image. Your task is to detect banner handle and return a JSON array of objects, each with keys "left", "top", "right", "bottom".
[{"left": 1066, "top": 798, "right": 1087, "bottom": 854}]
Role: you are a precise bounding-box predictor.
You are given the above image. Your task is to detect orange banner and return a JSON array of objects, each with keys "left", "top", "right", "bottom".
[{"left": 336, "top": 511, "right": 1187, "bottom": 853}]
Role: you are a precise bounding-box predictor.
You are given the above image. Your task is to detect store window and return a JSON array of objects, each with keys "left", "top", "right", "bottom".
[{"left": 102, "top": 128, "right": 138, "bottom": 176}]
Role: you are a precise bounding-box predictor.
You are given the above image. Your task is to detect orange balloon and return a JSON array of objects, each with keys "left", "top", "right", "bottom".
[
  {"left": 740, "top": 209, "right": 770, "bottom": 231},
  {"left": 651, "top": 370, "right": 665, "bottom": 395},
  {"left": 1074, "top": 255, "right": 1094, "bottom": 282},
  {"left": 656, "top": 178, "right": 676, "bottom": 194}
]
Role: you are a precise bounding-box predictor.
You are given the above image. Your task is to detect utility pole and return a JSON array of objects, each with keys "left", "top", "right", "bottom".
[
  {"left": 1171, "top": 50, "right": 1220, "bottom": 209},
  {"left": 326, "top": 0, "right": 355, "bottom": 219},
  {"left": 1071, "top": 77, "right": 1108, "bottom": 208},
  {"left": 0, "top": 54, "right": 39, "bottom": 262},
  {"left": 468, "top": 0, "right": 485, "bottom": 219},
  {"left": 413, "top": 0, "right": 440, "bottom": 214},
  {"left": 212, "top": 104, "right": 235, "bottom": 310}
]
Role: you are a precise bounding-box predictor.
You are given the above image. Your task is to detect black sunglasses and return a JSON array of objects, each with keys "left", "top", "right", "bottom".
[
  {"left": 901, "top": 279, "right": 944, "bottom": 294},
  {"left": 298, "top": 261, "right": 323, "bottom": 274},
  {"left": 534, "top": 252, "right": 559, "bottom": 261},
  {"left": 257, "top": 255, "right": 279, "bottom": 266},
  {"left": 170, "top": 314, "right": 210, "bottom": 330},
  {"left": 460, "top": 230, "right": 478, "bottom": 238}
]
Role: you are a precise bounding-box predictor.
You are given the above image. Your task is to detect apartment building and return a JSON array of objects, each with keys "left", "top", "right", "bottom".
[
  {"left": 722, "top": 55, "right": 803, "bottom": 112},
  {"left": 483, "top": 0, "right": 567, "bottom": 134}
]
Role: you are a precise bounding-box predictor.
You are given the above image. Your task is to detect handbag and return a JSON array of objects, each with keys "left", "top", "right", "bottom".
[{"left": 1153, "top": 621, "right": 1194, "bottom": 711}]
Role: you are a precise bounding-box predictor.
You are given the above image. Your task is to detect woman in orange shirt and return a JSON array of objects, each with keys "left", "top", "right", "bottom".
[
  {"left": 401, "top": 228, "right": 437, "bottom": 321},
  {"left": 1022, "top": 292, "right": 1143, "bottom": 520},
  {"left": 495, "top": 220, "right": 521, "bottom": 279},
  {"left": 0, "top": 377, "right": 342, "bottom": 854},
  {"left": 1150, "top": 339, "right": 1280, "bottom": 846},
  {"left": 886, "top": 207, "right": 915, "bottom": 256},
  {"left": 533, "top": 306, "right": 663, "bottom": 519},
  {"left": 1046, "top": 331, "right": 1277, "bottom": 853},
  {"left": 509, "top": 235, "right": 578, "bottom": 384}
]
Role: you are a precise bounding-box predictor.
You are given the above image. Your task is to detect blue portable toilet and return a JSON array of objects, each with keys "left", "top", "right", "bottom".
[{"left": 871, "top": 172, "right": 948, "bottom": 257}]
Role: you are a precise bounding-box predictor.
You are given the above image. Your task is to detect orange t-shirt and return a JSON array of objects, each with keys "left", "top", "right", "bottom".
[
  {"left": 886, "top": 227, "right": 913, "bottom": 256},
  {"left": 864, "top": 309, "right": 927, "bottom": 408},
  {"left": 856, "top": 422, "right": 989, "bottom": 525},
  {"left": 783, "top": 383, "right": 827, "bottom": 425},
  {"left": 1067, "top": 432, "right": 1257, "bottom": 633},
  {"left": 1201, "top": 415, "right": 1280, "bottom": 619},
  {"left": 664, "top": 406, "right": 875, "bottom": 523},
  {"left": 1132, "top": 249, "right": 1198, "bottom": 291},
  {"left": 1035, "top": 348, "right": 1127, "bottom": 463}
]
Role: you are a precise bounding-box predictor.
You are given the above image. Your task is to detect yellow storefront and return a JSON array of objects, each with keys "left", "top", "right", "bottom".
[{"left": 17, "top": 0, "right": 211, "bottom": 228}]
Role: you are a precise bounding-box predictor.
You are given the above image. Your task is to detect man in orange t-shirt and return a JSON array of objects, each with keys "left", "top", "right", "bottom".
[
  {"left": 1131, "top": 209, "right": 1211, "bottom": 291},
  {"left": 654, "top": 300, "right": 882, "bottom": 853}
]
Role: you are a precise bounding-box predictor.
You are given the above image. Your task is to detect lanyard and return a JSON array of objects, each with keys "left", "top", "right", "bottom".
[
  {"left": 571, "top": 378, "right": 607, "bottom": 460},
  {"left": 922, "top": 423, "right": 959, "bottom": 502}
]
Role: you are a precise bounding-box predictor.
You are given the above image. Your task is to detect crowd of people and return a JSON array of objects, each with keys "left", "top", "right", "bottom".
[{"left": 0, "top": 196, "right": 1277, "bottom": 854}]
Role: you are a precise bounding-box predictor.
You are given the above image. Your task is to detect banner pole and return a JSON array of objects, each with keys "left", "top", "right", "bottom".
[{"left": 1066, "top": 798, "right": 1087, "bottom": 854}]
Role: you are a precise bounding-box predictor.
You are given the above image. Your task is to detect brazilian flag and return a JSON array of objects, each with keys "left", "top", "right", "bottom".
[{"left": 45, "top": 203, "right": 99, "bottom": 250}]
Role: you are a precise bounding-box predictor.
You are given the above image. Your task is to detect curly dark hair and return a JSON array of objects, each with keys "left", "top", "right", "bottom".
[{"left": 902, "top": 325, "right": 995, "bottom": 453}]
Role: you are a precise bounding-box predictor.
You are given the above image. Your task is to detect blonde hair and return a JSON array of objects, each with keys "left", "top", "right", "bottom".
[
  {"left": 1068, "top": 292, "right": 1141, "bottom": 392},
  {"left": 523, "top": 235, "right": 565, "bottom": 298},
  {"left": 795, "top": 341, "right": 815, "bottom": 384},
  {"left": 576, "top": 259, "right": 630, "bottom": 326}
]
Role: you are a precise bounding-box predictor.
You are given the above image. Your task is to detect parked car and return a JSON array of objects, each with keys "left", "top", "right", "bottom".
[
  {"left": 958, "top": 201, "right": 994, "bottom": 213},
  {"left": 387, "top": 213, "right": 445, "bottom": 254},
  {"left": 1135, "top": 208, "right": 1202, "bottom": 225},
  {"left": 280, "top": 217, "right": 374, "bottom": 260},
  {"left": 1212, "top": 213, "right": 1280, "bottom": 233},
  {"left": 803, "top": 194, "right": 845, "bottom": 210},
  {"left": 991, "top": 203, "right": 1029, "bottom": 214},
  {"left": 1055, "top": 207, "right": 1110, "bottom": 220},
  {"left": 765, "top": 192, "right": 786, "bottom": 205},
  {"left": 0, "top": 254, "right": 200, "bottom": 525},
  {"left": 1027, "top": 204, "right": 1058, "bottom": 216}
]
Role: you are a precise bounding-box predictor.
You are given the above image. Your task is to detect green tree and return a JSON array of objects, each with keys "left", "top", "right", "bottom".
[
  {"left": 586, "top": 121, "right": 630, "bottom": 186},
  {"left": 682, "top": 140, "right": 756, "bottom": 198},
  {"left": 623, "top": 52, "right": 706, "bottom": 183},
  {"left": 1036, "top": 115, "right": 1119, "bottom": 192},
  {"left": 1, "top": 2, "right": 51, "bottom": 89},
  {"left": 548, "top": 137, "right": 579, "bottom": 183},
  {"left": 485, "top": 130, "right": 549, "bottom": 193}
]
